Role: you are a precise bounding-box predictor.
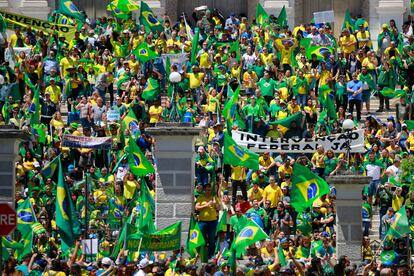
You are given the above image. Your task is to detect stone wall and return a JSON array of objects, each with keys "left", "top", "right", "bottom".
[
  {"left": 327, "top": 174, "right": 372, "bottom": 261},
  {"left": 147, "top": 124, "right": 200, "bottom": 244}
]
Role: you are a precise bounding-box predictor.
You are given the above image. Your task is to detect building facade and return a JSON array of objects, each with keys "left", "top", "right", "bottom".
[{"left": 0, "top": 0, "right": 410, "bottom": 42}]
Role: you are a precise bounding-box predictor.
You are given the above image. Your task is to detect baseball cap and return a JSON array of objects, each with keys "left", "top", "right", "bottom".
[
  {"left": 139, "top": 258, "right": 153, "bottom": 269},
  {"left": 101, "top": 257, "right": 113, "bottom": 266}
]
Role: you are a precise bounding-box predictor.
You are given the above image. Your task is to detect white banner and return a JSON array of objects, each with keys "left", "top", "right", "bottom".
[
  {"left": 232, "top": 130, "right": 365, "bottom": 153},
  {"left": 161, "top": 53, "right": 187, "bottom": 73},
  {"left": 313, "top": 10, "right": 335, "bottom": 23}
]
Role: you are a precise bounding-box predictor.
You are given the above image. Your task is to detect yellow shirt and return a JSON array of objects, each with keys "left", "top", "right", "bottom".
[
  {"left": 278, "top": 164, "right": 293, "bottom": 177},
  {"left": 231, "top": 166, "right": 246, "bottom": 180},
  {"left": 45, "top": 85, "right": 61, "bottom": 104},
  {"left": 149, "top": 105, "right": 163, "bottom": 123},
  {"left": 262, "top": 184, "right": 282, "bottom": 208},
  {"left": 50, "top": 118, "right": 64, "bottom": 130},
  {"left": 248, "top": 187, "right": 263, "bottom": 202},
  {"left": 196, "top": 194, "right": 218, "bottom": 221},
  {"left": 243, "top": 71, "right": 258, "bottom": 88},
  {"left": 60, "top": 57, "right": 75, "bottom": 76},
  {"left": 123, "top": 180, "right": 137, "bottom": 200},
  {"left": 407, "top": 135, "right": 414, "bottom": 151},
  {"left": 340, "top": 35, "right": 357, "bottom": 54},
  {"left": 260, "top": 53, "right": 274, "bottom": 66},
  {"left": 199, "top": 52, "right": 211, "bottom": 68},
  {"left": 312, "top": 152, "right": 325, "bottom": 168},
  {"left": 187, "top": 72, "right": 205, "bottom": 89},
  {"left": 128, "top": 60, "right": 140, "bottom": 75},
  {"left": 259, "top": 156, "right": 274, "bottom": 168}
]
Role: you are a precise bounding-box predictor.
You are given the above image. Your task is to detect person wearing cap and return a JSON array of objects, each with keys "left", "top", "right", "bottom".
[
  {"left": 40, "top": 91, "right": 57, "bottom": 125},
  {"left": 195, "top": 146, "right": 215, "bottom": 186},
  {"left": 358, "top": 66, "right": 374, "bottom": 114},
  {"left": 136, "top": 258, "right": 153, "bottom": 275},
  {"left": 44, "top": 77, "right": 62, "bottom": 106},
  {"left": 355, "top": 22, "right": 372, "bottom": 50},
  {"left": 378, "top": 24, "right": 391, "bottom": 55}
]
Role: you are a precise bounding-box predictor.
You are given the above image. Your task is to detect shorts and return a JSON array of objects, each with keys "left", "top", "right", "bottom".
[{"left": 362, "top": 90, "right": 371, "bottom": 103}]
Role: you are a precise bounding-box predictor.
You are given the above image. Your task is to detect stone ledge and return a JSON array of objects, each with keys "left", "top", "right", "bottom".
[
  {"left": 327, "top": 175, "right": 372, "bottom": 185},
  {"left": 0, "top": 127, "right": 30, "bottom": 140},
  {"left": 147, "top": 123, "right": 201, "bottom": 136}
]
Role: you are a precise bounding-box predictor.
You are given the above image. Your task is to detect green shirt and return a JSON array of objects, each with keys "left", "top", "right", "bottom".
[
  {"left": 229, "top": 214, "right": 248, "bottom": 234},
  {"left": 257, "top": 77, "right": 277, "bottom": 97}
]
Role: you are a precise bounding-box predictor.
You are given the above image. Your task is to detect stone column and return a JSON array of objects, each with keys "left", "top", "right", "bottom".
[
  {"left": 327, "top": 173, "right": 372, "bottom": 261},
  {"left": 19, "top": 0, "right": 51, "bottom": 20},
  {"left": 146, "top": 123, "right": 201, "bottom": 244},
  {"left": 0, "top": 128, "right": 29, "bottom": 205},
  {"left": 373, "top": 0, "right": 406, "bottom": 47}
]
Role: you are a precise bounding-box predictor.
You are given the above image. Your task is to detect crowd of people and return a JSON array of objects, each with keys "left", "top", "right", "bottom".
[{"left": 0, "top": 2, "right": 414, "bottom": 275}]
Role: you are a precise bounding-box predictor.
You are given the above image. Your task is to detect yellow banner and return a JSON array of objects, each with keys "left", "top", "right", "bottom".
[{"left": 0, "top": 10, "right": 76, "bottom": 41}]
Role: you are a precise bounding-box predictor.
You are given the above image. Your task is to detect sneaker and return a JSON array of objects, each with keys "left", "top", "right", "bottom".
[
  {"left": 376, "top": 109, "right": 383, "bottom": 112},
  {"left": 386, "top": 107, "right": 391, "bottom": 111}
]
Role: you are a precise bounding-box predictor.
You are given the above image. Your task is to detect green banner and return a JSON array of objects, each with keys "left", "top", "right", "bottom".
[
  {"left": 0, "top": 10, "right": 76, "bottom": 41},
  {"left": 126, "top": 221, "right": 181, "bottom": 252}
]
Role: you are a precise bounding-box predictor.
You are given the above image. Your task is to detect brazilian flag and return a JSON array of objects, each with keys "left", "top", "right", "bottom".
[
  {"left": 16, "top": 199, "right": 35, "bottom": 235},
  {"left": 223, "top": 132, "right": 259, "bottom": 171},
  {"left": 291, "top": 163, "right": 330, "bottom": 212},
  {"left": 140, "top": 1, "right": 164, "bottom": 33},
  {"left": 138, "top": 180, "right": 156, "bottom": 233},
  {"left": 56, "top": 0, "right": 86, "bottom": 22},
  {"left": 106, "top": 2, "right": 131, "bottom": 20},
  {"left": 256, "top": 3, "right": 269, "bottom": 25},
  {"left": 133, "top": 42, "right": 158, "bottom": 63},
  {"left": 42, "top": 155, "right": 60, "bottom": 179},
  {"left": 186, "top": 215, "right": 206, "bottom": 258},
  {"left": 127, "top": 135, "right": 155, "bottom": 177},
  {"left": 121, "top": 108, "right": 141, "bottom": 138},
  {"left": 141, "top": 77, "right": 160, "bottom": 101},
  {"left": 342, "top": 8, "right": 354, "bottom": 32},
  {"left": 269, "top": 112, "right": 303, "bottom": 128},
  {"left": 380, "top": 250, "right": 396, "bottom": 266},
  {"left": 55, "top": 157, "right": 81, "bottom": 252},
  {"left": 109, "top": 0, "right": 139, "bottom": 13},
  {"left": 231, "top": 220, "right": 268, "bottom": 256},
  {"left": 306, "top": 46, "right": 334, "bottom": 60},
  {"left": 386, "top": 206, "right": 410, "bottom": 238},
  {"left": 380, "top": 87, "right": 405, "bottom": 99}
]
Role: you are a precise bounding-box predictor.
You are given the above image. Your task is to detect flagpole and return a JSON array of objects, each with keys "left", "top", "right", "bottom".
[{"left": 136, "top": 237, "right": 143, "bottom": 258}]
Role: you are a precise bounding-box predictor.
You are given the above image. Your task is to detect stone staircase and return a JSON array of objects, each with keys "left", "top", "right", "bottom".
[{"left": 369, "top": 208, "right": 381, "bottom": 244}]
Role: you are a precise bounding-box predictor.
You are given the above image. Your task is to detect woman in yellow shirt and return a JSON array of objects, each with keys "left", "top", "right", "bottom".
[
  {"left": 123, "top": 172, "right": 139, "bottom": 200},
  {"left": 50, "top": 111, "right": 65, "bottom": 131},
  {"left": 204, "top": 86, "right": 223, "bottom": 114},
  {"left": 149, "top": 102, "right": 163, "bottom": 124},
  {"left": 311, "top": 146, "right": 326, "bottom": 177}
]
